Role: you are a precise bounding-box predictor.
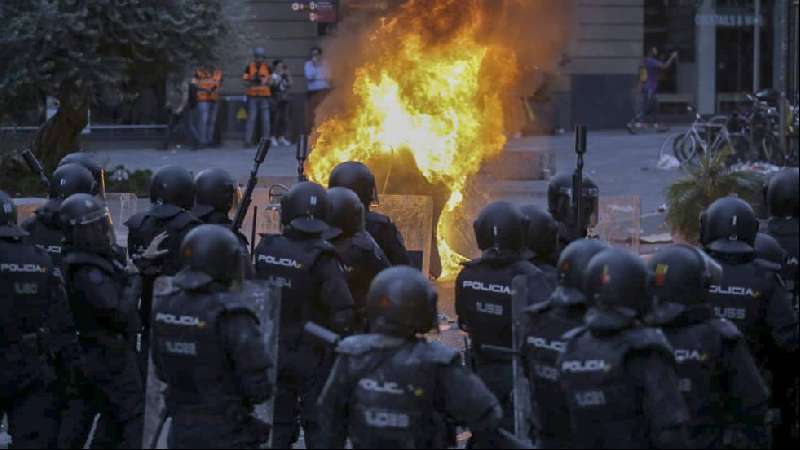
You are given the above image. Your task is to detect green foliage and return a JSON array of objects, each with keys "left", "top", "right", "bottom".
[
  {"left": 0, "top": 0, "right": 228, "bottom": 113},
  {"left": 666, "top": 148, "right": 764, "bottom": 243}
]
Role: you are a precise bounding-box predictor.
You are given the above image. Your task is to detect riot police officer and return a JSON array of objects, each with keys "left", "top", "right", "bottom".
[
  {"left": 1, "top": 191, "right": 84, "bottom": 449},
  {"left": 755, "top": 232, "right": 789, "bottom": 276},
  {"left": 325, "top": 186, "right": 390, "bottom": 332},
  {"left": 192, "top": 168, "right": 254, "bottom": 277},
  {"left": 700, "top": 197, "right": 798, "bottom": 368},
  {"left": 58, "top": 153, "right": 106, "bottom": 197},
  {"left": 648, "top": 245, "right": 770, "bottom": 448},
  {"left": 318, "top": 266, "right": 505, "bottom": 449},
  {"left": 21, "top": 163, "right": 98, "bottom": 448},
  {"left": 455, "top": 201, "right": 554, "bottom": 443},
  {"left": 547, "top": 172, "right": 599, "bottom": 248},
  {"left": 60, "top": 193, "right": 144, "bottom": 448},
  {"left": 765, "top": 168, "right": 798, "bottom": 307},
  {"left": 126, "top": 165, "right": 201, "bottom": 372},
  {"left": 520, "top": 204, "right": 560, "bottom": 286},
  {"left": 328, "top": 161, "right": 411, "bottom": 266},
  {"left": 22, "top": 163, "right": 96, "bottom": 271},
  {"left": 152, "top": 225, "right": 273, "bottom": 448},
  {"left": 253, "top": 181, "right": 354, "bottom": 448},
  {"left": 558, "top": 248, "right": 690, "bottom": 448},
  {"left": 521, "top": 238, "right": 608, "bottom": 448}
]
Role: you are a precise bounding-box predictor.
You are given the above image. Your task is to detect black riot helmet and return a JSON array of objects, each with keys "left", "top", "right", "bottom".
[
  {"left": 0, "top": 191, "right": 28, "bottom": 239},
  {"left": 649, "top": 245, "right": 723, "bottom": 307},
  {"left": 550, "top": 239, "right": 609, "bottom": 306},
  {"left": 328, "top": 161, "right": 378, "bottom": 208},
  {"left": 280, "top": 181, "right": 329, "bottom": 234},
  {"left": 754, "top": 232, "right": 788, "bottom": 272},
  {"left": 58, "top": 153, "right": 105, "bottom": 196},
  {"left": 700, "top": 196, "right": 759, "bottom": 255},
  {"left": 150, "top": 165, "right": 195, "bottom": 210},
  {"left": 366, "top": 266, "right": 438, "bottom": 337},
  {"left": 584, "top": 248, "right": 651, "bottom": 319},
  {"left": 547, "top": 172, "right": 599, "bottom": 227},
  {"left": 175, "top": 224, "right": 244, "bottom": 290},
  {"left": 325, "top": 187, "right": 365, "bottom": 239},
  {"left": 766, "top": 168, "right": 799, "bottom": 218},
  {"left": 59, "top": 193, "right": 116, "bottom": 254},
  {"left": 50, "top": 163, "right": 96, "bottom": 200},
  {"left": 520, "top": 204, "right": 559, "bottom": 261},
  {"left": 473, "top": 201, "right": 528, "bottom": 253},
  {"left": 194, "top": 168, "right": 237, "bottom": 214}
]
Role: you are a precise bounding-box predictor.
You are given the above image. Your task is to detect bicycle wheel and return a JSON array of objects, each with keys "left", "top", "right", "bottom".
[{"left": 674, "top": 132, "right": 700, "bottom": 165}]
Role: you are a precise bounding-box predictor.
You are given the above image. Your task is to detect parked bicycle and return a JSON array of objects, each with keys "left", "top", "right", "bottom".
[{"left": 660, "top": 105, "right": 751, "bottom": 168}]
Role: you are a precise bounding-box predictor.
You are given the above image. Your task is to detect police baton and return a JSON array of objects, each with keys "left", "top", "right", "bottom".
[
  {"left": 572, "top": 125, "right": 587, "bottom": 239},
  {"left": 231, "top": 138, "right": 272, "bottom": 232},
  {"left": 20, "top": 148, "right": 51, "bottom": 191},
  {"left": 296, "top": 135, "right": 309, "bottom": 182},
  {"left": 303, "top": 321, "right": 341, "bottom": 347}
]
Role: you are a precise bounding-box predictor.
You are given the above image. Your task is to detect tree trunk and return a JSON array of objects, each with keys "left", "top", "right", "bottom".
[{"left": 32, "top": 82, "right": 89, "bottom": 171}]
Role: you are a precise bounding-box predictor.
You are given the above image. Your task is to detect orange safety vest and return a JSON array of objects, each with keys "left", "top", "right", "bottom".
[
  {"left": 242, "top": 62, "right": 272, "bottom": 97},
  {"left": 194, "top": 68, "right": 223, "bottom": 102}
]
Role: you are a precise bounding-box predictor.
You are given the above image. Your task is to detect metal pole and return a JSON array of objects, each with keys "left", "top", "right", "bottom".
[{"left": 754, "top": 0, "right": 761, "bottom": 93}]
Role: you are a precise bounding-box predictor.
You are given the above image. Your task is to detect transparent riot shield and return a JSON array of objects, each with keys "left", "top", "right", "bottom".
[
  {"left": 240, "top": 280, "right": 282, "bottom": 448},
  {"left": 142, "top": 279, "right": 281, "bottom": 449},
  {"left": 372, "top": 194, "right": 434, "bottom": 275},
  {"left": 142, "top": 277, "right": 174, "bottom": 449},
  {"left": 595, "top": 196, "right": 641, "bottom": 253},
  {"left": 510, "top": 274, "right": 533, "bottom": 441}
]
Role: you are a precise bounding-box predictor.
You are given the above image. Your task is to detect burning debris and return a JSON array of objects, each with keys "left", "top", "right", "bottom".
[{"left": 307, "top": 0, "right": 572, "bottom": 279}]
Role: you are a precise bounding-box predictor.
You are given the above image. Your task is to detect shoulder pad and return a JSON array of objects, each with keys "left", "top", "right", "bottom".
[
  {"left": 524, "top": 300, "right": 553, "bottom": 316},
  {"left": 169, "top": 211, "right": 201, "bottom": 231},
  {"left": 217, "top": 293, "right": 260, "bottom": 324},
  {"left": 709, "top": 319, "right": 743, "bottom": 341},
  {"left": 124, "top": 212, "right": 147, "bottom": 229},
  {"left": 624, "top": 327, "right": 674, "bottom": 359},
  {"left": 366, "top": 212, "right": 391, "bottom": 225},
  {"left": 562, "top": 325, "right": 587, "bottom": 341},
  {"left": 350, "top": 233, "right": 375, "bottom": 252},
  {"left": 312, "top": 238, "right": 337, "bottom": 255},
  {"left": 63, "top": 251, "right": 115, "bottom": 275},
  {"left": 754, "top": 258, "right": 782, "bottom": 273},
  {"left": 419, "top": 341, "right": 460, "bottom": 365},
  {"left": 336, "top": 334, "right": 405, "bottom": 356}
]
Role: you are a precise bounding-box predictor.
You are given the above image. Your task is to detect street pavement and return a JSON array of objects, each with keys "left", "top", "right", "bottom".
[{"left": 88, "top": 129, "right": 684, "bottom": 236}]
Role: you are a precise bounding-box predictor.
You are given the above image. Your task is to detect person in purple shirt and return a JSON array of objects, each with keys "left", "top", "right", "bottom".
[{"left": 629, "top": 47, "right": 678, "bottom": 131}]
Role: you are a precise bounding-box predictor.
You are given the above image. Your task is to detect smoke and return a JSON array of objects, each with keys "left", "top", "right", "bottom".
[{"left": 312, "top": 0, "right": 574, "bottom": 135}]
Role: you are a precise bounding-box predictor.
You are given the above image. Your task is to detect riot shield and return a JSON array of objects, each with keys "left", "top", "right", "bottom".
[
  {"left": 240, "top": 280, "right": 282, "bottom": 448},
  {"left": 510, "top": 274, "right": 533, "bottom": 441},
  {"left": 142, "top": 277, "right": 174, "bottom": 449},
  {"left": 142, "top": 279, "right": 281, "bottom": 449}
]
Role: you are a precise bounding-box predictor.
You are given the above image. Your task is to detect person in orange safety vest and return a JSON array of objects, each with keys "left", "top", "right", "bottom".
[
  {"left": 193, "top": 65, "right": 223, "bottom": 146},
  {"left": 242, "top": 48, "right": 272, "bottom": 146}
]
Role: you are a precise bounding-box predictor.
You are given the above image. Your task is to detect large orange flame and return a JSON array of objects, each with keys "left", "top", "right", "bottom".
[{"left": 308, "top": 0, "right": 523, "bottom": 279}]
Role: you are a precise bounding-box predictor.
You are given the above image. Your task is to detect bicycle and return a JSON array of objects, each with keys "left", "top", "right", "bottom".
[{"left": 660, "top": 106, "right": 750, "bottom": 168}]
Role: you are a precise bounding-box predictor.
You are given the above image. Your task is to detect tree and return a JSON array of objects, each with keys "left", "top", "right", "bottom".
[
  {"left": 0, "top": 0, "right": 228, "bottom": 170},
  {"left": 665, "top": 148, "right": 764, "bottom": 243}
]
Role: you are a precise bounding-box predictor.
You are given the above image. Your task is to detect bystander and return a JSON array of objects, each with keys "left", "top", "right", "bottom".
[
  {"left": 243, "top": 47, "right": 272, "bottom": 147},
  {"left": 270, "top": 59, "right": 293, "bottom": 147},
  {"left": 164, "top": 69, "right": 199, "bottom": 150},
  {"left": 193, "top": 64, "right": 223, "bottom": 147},
  {"left": 304, "top": 47, "right": 331, "bottom": 133}
]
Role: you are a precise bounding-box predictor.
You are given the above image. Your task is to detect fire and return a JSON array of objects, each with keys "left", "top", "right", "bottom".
[{"left": 308, "top": 0, "right": 521, "bottom": 279}]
